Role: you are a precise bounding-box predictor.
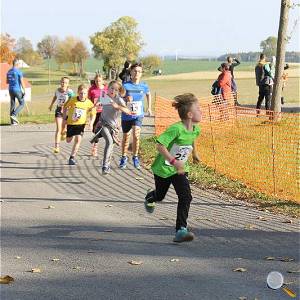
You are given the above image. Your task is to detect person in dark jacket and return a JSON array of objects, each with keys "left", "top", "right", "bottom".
[
  {"left": 119, "top": 61, "right": 132, "bottom": 83},
  {"left": 255, "top": 53, "right": 273, "bottom": 114}
]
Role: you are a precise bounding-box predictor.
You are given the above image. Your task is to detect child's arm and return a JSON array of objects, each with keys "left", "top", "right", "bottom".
[
  {"left": 89, "top": 115, "right": 96, "bottom": 131},
  {"left": 232, "top": 58, "right": 241, "bottom": 67},
  {"left": 192, "top": 142, "right": 200, "bottom": 163},
  {"left": 88, "top": 107, "right": 96, "bottom": 131},
  {"left": 49, "top": 95, "right": 57, "bottom": 111},
  {"left": 156, "top": 143, "right": 185, "bottom": 174},
  {"left": 62, "top": 100, "right": 70, "bottom": 120},
  {"left": 111, "top": 101, "right": 133, "bottom": 115},
  {"left": 146, "top": 92, "right": 152, "bottom": 116}
]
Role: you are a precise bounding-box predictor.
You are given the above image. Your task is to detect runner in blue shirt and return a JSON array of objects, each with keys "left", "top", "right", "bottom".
[
  {"left": 6, "top": 59, "right": 26, "bottom": 125},
  {"left": 119, "top": 62, "right": 152, "bottom": 169}
]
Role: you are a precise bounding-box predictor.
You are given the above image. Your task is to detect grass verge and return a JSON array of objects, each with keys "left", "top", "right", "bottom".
[{"left": 140, "top": 136, "right": 300, "bottom": 218}]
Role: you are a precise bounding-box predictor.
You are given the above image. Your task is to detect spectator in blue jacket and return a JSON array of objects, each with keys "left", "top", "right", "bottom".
[{"left": 6, "top": 59, "right": 26, "bottom": 125}]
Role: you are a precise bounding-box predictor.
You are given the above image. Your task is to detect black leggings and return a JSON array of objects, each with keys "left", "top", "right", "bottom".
[{"left": 146, "top": 173, "right": 192, "bottom": 231}]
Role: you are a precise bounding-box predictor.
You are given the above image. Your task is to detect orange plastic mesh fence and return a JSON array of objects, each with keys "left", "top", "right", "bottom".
[{"left": 154, "top": 94, "right": 300, "bottom": 202}]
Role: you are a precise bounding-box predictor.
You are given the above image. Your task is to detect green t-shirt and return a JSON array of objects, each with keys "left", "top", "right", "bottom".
[{"left": 151, "top": 121, "right": 201, "bottom": 178}]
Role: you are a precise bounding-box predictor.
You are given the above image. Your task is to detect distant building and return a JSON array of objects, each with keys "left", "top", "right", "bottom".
[
  {"left": 18, "top": 59, "right": 30, "bottom": 68},
  {"left": 0, "top": 63, "right": 31, "bottom": 103}
]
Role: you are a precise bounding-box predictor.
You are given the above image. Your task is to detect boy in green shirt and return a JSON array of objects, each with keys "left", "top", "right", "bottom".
[{"left": 145, "top": 93, "right": 201, "bottom": 243}]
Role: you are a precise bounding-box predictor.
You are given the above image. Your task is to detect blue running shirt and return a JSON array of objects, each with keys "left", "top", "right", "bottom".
[{"left": 121, "top": 81, "right": 150, "bottom": 121}]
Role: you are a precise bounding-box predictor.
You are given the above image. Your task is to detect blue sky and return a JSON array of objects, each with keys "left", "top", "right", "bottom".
[{"left": 2, "top": 0, "right": 299, "bottom": 56}]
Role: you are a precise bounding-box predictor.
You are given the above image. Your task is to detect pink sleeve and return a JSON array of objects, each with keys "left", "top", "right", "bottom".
[{"left": 88, "top": 87, "right": 93, "bottom": 100}]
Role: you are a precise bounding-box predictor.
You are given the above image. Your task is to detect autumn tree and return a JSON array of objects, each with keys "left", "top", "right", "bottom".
[
  {"left": 141, "top": 55, "right": 162, "bottom": 73},
  {"left": 90, "top": 16, "right": 144, "bottom": 79},
  {"left": 37, "top": 35, "right": 59, "bottom": 86},
  {"left": 37, "top": 35, "right": 59, "bottom": 60},
  {"left": 260, "top": 36, "right": 277, "bottom": 58},
  {"left": 55, "top": 37, "right": 89, "bottom": 75},
  {"left": 15, "top": 37, "right": 43, "bottom": 66},
  {"left": 0, "top": 33, "right": 16, "bottom": 64},
  {"left": 70, "top": 41, "right": 89, "bottom": 77},
  {"left": 55, "top": 36, "right": 78, "bottom": 71}
]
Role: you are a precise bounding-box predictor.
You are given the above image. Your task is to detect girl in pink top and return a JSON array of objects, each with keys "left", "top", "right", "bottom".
[{"left": 88, "top": 74, "right": 108, "bottom": 156}]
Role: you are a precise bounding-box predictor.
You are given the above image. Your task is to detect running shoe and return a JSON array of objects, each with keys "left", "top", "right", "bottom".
[
  {"left": 173, "top": 227, "right": 194, "bottom": 243},
  {"left": 10, "top": 115, "right": 19, "bottom": 124},
  {"left": 132, "top": 156, "right": 141, "bottom": 169},
  {"left": 119, "top": 156, "right": 128, "bottom": 169},
  {"left": 144, "top": 199, "right": 155, "bottom": 213},
  {"left": 53, "top": 147, "right": 60, "bottom": 154},
  {"left": 68, "top": 157, "right": 76, "bottom": 165},
  {"left": 144, "top": 189, "right": 155, "bottom": 213},
  {"left": 102, "top": 166, "right": 110, "bottom": 175}
]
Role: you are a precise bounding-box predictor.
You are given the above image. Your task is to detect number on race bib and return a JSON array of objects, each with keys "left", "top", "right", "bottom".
[
  {"left": 72, "top": 108, "right": 84, "bottom": 121},
  {"left": 127, "top": 101, "right": 142, "bottom": 115},
  {"left": 165, "top": 144, "right": 193, "bottom": 166}
]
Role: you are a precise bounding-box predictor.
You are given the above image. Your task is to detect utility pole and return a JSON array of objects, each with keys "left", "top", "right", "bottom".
[
  {"left": 271, "top": 0, "right": 291, "bottom": 114},
  {"left": 48, "top": 55, "right": 51, "bottom": 93}
]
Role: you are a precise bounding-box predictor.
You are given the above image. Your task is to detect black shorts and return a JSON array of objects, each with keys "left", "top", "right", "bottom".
[
  {"left": 55, "top": 106, "right": 63, "bottom": 118},
  {"left": 121, "top": 117, "right": 143, "bottom": 133},
  {"left": 67, "top": 124, "right": 85, "bottom": 138}
]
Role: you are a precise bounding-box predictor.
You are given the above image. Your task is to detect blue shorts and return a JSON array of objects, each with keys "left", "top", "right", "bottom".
[{"left": 121, "top": 117, "right": 143, "bottom": 133}]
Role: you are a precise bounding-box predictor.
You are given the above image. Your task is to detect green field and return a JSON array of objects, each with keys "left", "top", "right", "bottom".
[
  {"left": 34, "top": 58, "right": 256, "bottom": 76},
  {"left": 147, "top": 77, "right": 300, "bottom": 105},
  {"left": 158, "top": 59, "right": 256, "bottom": 74},
  {"left": 1, "top": 59, "right": 299, "bottom": 124}
]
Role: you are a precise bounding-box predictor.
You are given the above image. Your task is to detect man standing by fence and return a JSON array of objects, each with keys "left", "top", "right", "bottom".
[
  {"left": 6, "top": 58, "right": 26, "bottom": 125},
  {"left": 255, "top": 53, "right": 273, "bottom": 114}
]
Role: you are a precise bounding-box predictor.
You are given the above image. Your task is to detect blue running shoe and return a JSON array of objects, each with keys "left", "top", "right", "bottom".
[
  {"left": 173, "top": 227, "right": 194, "bottom": 243},
  {"left": 132, "top": 156, "right": 141, "bottom": 169},
  {"left": 68, "top": 157, "right": 76, "bottom": 165},
  {"left": 119, "top": 156, "right": 128, "bottom": 169}
]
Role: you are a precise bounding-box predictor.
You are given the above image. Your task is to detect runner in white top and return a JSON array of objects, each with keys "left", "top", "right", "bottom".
[{"left": 49, "top": 76, "right": 74, "bottom": 153}]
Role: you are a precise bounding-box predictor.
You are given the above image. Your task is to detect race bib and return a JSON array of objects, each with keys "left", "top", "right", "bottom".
[
  {"left": 57, "top": 95, "right": 66, "bottom": 106},
  {"left": 72, "top": 108, "right": 85, "bottom": 121},
  {"left": 127, "top": 101, "right": 142, "bottom": 115},
  {"left": 56, "top": 90, "right": 71, "bottom": 107},
  {"left": 165, "top": 144, "right": 193, "bottom": 166}
]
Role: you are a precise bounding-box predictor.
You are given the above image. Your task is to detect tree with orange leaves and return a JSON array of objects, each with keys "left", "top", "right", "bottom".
[{"left": 0, "top": 33, "right": 16, "bottom": 64}]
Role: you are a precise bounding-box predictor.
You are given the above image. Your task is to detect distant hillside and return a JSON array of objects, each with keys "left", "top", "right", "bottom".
[{"left": 217, "top": 51, "right": 300, "bottom": 62}]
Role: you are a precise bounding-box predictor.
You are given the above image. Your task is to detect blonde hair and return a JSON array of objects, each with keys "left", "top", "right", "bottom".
[
  {"left": 94, "top": 74, "right": 103, "bottom": 80},
  {"left": 77, "top": 83, "right": 88, "bottom": 91},
  {"left": 108, "top": 80, "right": 125, "bottom": 96},
  {"left": 172, "top": 93, "right": 198, "bottom": 120}
]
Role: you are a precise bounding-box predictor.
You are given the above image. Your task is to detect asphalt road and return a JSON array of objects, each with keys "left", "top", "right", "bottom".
[{"left": 1, "top": 122, "right": 299, "bottom": 300}]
